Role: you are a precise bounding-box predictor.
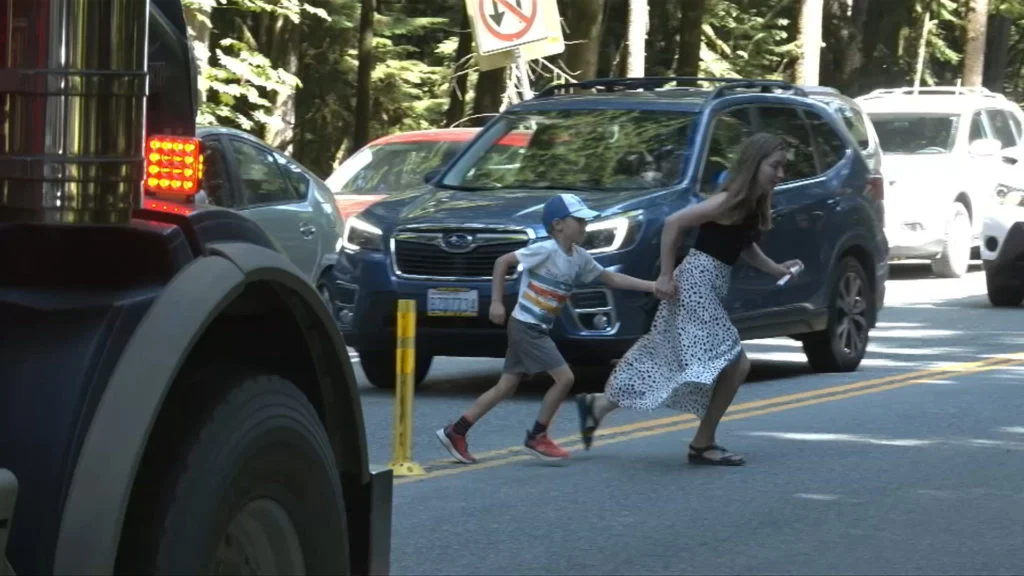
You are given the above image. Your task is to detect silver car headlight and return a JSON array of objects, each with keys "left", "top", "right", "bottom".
[{"left": 582, "top": 210, "right": 644, "bottom": 254}]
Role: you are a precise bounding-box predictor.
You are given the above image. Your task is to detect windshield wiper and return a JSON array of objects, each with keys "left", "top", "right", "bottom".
[
  {"left": 432, "top": 181, "right": 497, "bottom": 192},
  {"left": 502, "top": 183, "right": 598, "bottom": 192}
]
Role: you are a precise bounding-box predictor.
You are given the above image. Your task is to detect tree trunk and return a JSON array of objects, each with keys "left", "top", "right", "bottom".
[
  {"left": 962, "top": 0, "right": 989, "bottom": 86},
  {"left": 353, "top": 0, "right": 375, "bottom": 151},
  {"left": 674, "top": 0, "right": 705, "bottom": 81},
  {"left": 795, "top": 0, "right": 824, "bottom": 85},
  {"left": 560, "top": 0, "right": 605, "bottom": 80},
  {"left": 624, "top": 0, "right": 648, "bottom": 76},
  {"left": 983, "top": 13, "right": 1011, "bottom": 92},
  {"left": 182, "top": 3, "right": 213, "bottom": 105},
  {"left": 471, "top": 67, "right": 507, "bottom": 122},
  {"left": 913, "top": 9, "right": 931, "bottom": 89},
  {"left": 444, "top": 5, "right": 473, "bottom": 127}
]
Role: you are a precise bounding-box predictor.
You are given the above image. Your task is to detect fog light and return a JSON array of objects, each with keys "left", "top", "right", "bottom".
[
  {"left": 592, "top": 313, "right": 609, "bottom": 330},
  {"left": 338, "top": 309, "right": 353, "bottom": 325}
]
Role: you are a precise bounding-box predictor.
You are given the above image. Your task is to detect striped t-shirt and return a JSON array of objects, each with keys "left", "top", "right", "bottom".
[{"left": 510, "top": 239, "right": 604, "bottom": 330}]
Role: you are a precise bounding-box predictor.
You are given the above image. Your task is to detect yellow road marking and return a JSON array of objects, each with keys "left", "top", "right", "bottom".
[
  {"left": 418, "top": 354, "right": 1018, "bottom": 467},
  {"left": 397, "top": 354, "right": 1024, "bottom": 485}
]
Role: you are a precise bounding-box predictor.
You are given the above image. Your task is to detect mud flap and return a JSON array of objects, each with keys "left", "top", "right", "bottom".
[
  {"left": 0, "top": 469, "right": 16, "bottom": 576},
  {"left": 345, "top": 465, "right": 393, "bottom": 575}
]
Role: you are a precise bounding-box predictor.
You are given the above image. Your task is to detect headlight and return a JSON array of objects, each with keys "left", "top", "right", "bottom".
[
  {"left": 582, "top": 210, "right": 644, "bottom": 254},
  {"left": 341, "top": 214, "right": 383, "bottom": 252},
  {"left": 995, "top": 185, "right": 1024, "bottom": 207}
]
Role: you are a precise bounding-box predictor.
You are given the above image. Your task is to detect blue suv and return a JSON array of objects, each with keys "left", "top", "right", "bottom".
[{"left": 332, "top": 77, "right": 889, "bottom": 389}]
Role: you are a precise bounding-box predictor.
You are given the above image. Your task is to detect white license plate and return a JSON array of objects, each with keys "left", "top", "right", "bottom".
[{"left": 427, "top": 288, "right": 479, "bottom": 317}]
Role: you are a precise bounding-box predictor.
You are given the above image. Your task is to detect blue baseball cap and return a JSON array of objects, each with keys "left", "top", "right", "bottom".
[{"left": 541, "top": 194, "right": 600, "bottom": 228}]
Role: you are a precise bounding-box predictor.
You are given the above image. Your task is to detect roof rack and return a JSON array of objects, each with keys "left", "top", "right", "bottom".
[
  {"left": 859, "top": 86, "right": 1005, "bottom": 99},
  {"left": 535, "top": 76, "right": 761, "bottom": 98},
  {"left": 706, "top": 80, "right": 808, "bottom": 100}
]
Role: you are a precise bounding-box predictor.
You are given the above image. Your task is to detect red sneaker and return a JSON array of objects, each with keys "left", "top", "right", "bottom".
[
  {"left": 436, "top": 426, "right": 477, "bottom": 464},
  {"left": 524, "top": 432, "right": 570, "bottom": 460}
]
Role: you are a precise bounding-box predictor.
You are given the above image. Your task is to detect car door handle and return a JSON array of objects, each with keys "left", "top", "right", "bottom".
[{"left": 299, "top": 223, "right": 316, "bottom": 238}]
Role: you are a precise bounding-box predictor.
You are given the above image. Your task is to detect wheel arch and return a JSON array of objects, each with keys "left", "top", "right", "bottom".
[
  {"left": 53, "top": 243, "right": 369, "bottom": 574},
  {"left": 954, "top": 192, "right": 973, "bottom": 223}
]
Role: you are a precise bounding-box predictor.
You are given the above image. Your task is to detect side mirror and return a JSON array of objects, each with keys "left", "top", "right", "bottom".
[
  {"left": 423, "top": 168, "right": 443, "bottom": 185},
  {"left": 969, "top": 138, "right": 1002, "bottom": 157}
]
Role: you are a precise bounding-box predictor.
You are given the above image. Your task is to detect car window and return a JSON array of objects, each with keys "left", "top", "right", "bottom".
[
  {"left": 699, "top": 107, "right": 755, "bottom": 195},
  {"left": 442, "top": 108, "right": 696, "bottom": 192},
  {"left": 329, "top": 140, "right": 466, "bottom": 195},
  {"left": 871, "top": 114, "right": 959, "bottom": 154},
  {"left": 1007, "top": 111, "right": 1023, "bottom": 141},
  {"left": 756, "top": 106, "right": 818, "bottom": 182},
  {"left": 969, "top": 110, "right": 988, "bottom": 143},
  {"left": 804, "top": 108, "right": 847, "bottom": 172},
  {"left": 819, "top": 98, "right": 871, "bottom": 151},
  {"left": 984, "top": 109, "right": 1018, "bottom": 149},
  {"left": 275, "top": 153, "right": 311, "bottom": 200},
  {"left": 227, "top": 138, "right": 301, "bottom": 206},
  {"left": 197, "top": 138, "right": 232, "bottom": 208}
]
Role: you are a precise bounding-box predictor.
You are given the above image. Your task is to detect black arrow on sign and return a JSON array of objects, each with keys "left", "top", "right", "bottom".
[{"left": 489, "top": 0, "right": 504, "bottom": 26}]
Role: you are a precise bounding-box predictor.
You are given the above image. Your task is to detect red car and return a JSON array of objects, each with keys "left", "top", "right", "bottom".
[{"left": 325, "top": 128, "right": 528, "bottom": 220}]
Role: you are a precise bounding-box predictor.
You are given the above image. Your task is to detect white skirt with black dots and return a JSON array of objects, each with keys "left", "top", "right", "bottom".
[{"left": 605, "top": 249, "right": 743, "bottom": 419}]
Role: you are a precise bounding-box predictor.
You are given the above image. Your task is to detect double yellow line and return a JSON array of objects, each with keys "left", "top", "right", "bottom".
[{"left": 395, "top": 353, "right": 1024, "bottom": 485}]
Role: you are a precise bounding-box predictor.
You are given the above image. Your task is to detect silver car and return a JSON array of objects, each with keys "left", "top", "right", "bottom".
[{"left": 195, "top": 127, "right": 343, "bottom": 305}]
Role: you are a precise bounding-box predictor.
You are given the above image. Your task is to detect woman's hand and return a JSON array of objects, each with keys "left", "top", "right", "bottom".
[
  {"left": 776, "top": 259, "right": 804, "bottom": 279},
  {"left": 654, "top": 273, "right": 676, "bottom": 300}
]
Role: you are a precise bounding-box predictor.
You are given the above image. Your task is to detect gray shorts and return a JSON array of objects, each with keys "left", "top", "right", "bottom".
[{"left": 503, "top": 316, "right": 567, "bottom": 376}]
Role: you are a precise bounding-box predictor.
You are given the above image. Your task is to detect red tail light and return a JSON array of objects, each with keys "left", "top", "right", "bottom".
[
  {"left": 868, "top": 174, "right": 884, "bottom": 202},
  {"left": 144, "top": 135, "right": 202, "bottom": 196}
]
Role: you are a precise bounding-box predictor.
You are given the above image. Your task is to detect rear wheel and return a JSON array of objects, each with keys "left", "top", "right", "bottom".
[
  {"left": 120, "top": 366, "right": 350, "bottom": 574},
  {"left": 359, "top": 349, "right": 433, "bottom": 389},
  {"left": 803, "top": 257, "right": 871, "bottom": 372},
  {"left": 931, "top": 202, "right": 972, "bottom": 278}
]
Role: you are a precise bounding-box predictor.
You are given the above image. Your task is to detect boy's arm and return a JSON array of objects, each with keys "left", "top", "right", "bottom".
[
  {"left": 598, "top": 270, "right": 657, "bottom": 293},
  {"left": 490, "top": 251, "right": 520, "bottom": 302}
]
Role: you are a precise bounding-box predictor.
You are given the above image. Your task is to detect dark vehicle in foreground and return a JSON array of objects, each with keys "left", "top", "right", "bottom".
[
  {"left": 0, "top": 0, "right": 391, "bottom": 574},
  {"left": 333, "top": 77, "right": 889, "bottom": 389}
]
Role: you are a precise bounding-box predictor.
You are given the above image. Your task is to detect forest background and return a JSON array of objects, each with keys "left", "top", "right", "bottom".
[{"left": 183, "top": 0, "right": 1021, "bottom": 178}]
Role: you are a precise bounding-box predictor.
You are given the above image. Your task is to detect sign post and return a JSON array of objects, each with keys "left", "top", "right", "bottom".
[{"left": 465, "top": 0, "right": 563, "bottom": 102}]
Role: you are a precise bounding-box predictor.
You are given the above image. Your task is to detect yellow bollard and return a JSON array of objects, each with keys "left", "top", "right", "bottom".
[{"left": 388, "top": 299, "right": 426, "bottom": 476}]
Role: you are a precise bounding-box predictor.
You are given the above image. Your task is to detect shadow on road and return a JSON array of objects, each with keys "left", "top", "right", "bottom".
[{"left": 887, "top": 260, "right": 983, "bottom": 281}]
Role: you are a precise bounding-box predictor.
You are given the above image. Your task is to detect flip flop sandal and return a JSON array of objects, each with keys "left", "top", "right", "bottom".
[
  {"left": 575, "top": 393, "right": 599, "bottom": 450},
  {"left": 688, "top": 444, "right": 745, "bottom": 466}
]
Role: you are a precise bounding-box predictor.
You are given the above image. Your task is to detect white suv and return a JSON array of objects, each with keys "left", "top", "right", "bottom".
[
  {"left": 981, "top": 144, "right": 1024, "bottom": 306},
  {"left": 856, "top": 86, "right": 1024, "bottom": 277}
]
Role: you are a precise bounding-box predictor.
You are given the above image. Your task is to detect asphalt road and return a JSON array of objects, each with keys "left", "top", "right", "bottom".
[{"left": 353, "top": 262, "right": 1024, "bottom": 575}]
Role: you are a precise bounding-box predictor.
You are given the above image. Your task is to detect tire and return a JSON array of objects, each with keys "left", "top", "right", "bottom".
[
  {"left": 931, "top": 203, "right": 972, "bottom": 278},
  {"left": 359, "top": 349, "right": 433, "bottom": 389},
  {"left": 986, "top": 270, "right": 1024, "bottom": 307},
  {"left": 125, "top": 367, "right": 350, "bottom": 574},
  {"left": 803, "top": 256, "right": 872, "bottom": 372}
]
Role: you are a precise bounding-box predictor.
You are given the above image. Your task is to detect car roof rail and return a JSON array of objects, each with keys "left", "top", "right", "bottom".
[
  {"left": 706, "top": 80, "right": 808, "bottom": 100},
  {"left": 800, "top": 85, "right": 841, "bottom": 94},
  {"left": 859, "top": 86, "right": 1005, "bottom": 99},
  {"left": 534, "top": 76, "right": 753, "bottom": 98}
]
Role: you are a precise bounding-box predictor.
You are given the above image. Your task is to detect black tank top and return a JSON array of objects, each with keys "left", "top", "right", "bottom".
[{"left": 692, "top": 213, "right": 762, "bottom": 266}]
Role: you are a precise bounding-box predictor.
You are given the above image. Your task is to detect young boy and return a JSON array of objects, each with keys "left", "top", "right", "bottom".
[{"left": 435, "top": 194, "right": 657, "bottom": 463}]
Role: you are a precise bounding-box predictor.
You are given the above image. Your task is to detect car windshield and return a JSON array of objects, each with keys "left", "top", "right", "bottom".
[
  {"left": 326, "top": 140, "right": 466, "bottom": 195},
  {"left": 439, "top": 108, "right": 696, "bottom": 191},
  {"left": 870, "top": 114, "right": 959, "bottom": 154}
]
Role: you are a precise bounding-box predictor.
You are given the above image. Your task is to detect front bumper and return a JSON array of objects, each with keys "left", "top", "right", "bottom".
[
  {"left": 331, "top": 250, "right": 655, "bottom": 363},
  {"left": 981, "top": 218, "right": 1024, "bottom": 285}
]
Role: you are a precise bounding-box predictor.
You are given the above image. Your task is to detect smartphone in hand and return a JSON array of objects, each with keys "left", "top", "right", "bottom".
[{"left": 776, "top": 262, "right": 805, "bottom": 287}]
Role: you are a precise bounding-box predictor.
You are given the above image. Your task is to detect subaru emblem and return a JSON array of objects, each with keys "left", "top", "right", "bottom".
[{"left": 441, "top": 232, "right": 474, "bottom": 253}]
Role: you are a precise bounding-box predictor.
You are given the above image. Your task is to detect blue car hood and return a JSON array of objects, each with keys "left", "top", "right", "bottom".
[{"left": 360, "top": 185, "right": 664, "bottom": 230}]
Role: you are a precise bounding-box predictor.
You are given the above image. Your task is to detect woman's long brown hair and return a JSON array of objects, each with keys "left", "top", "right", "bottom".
[{"left": 715, "top": 132, "right": 788, "bottom": 231}]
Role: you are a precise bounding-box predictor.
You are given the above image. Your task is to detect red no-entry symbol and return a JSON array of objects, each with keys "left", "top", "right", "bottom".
[{"left": 478, "top": 0, "right": 538, "bottom": 43}]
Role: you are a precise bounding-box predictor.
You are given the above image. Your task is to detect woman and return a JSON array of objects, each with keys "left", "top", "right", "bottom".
[{"left": 575, "top": 132, "right": 803, "bottom": 466}]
